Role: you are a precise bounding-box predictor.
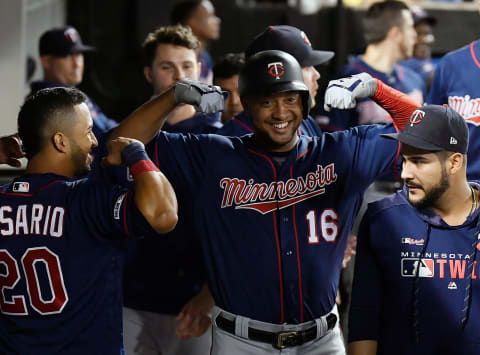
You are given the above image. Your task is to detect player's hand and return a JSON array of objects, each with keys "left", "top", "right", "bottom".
[
  {"left": 324, "top": 73, "right": 377, "bottom": 111},
  {"left": 176, "top": 284, "right": 214, "bottom": 339},
  {"left": 0, "top": 134, "right": 24, "bottom": 167},
  {"left": 342, "top": 235, "right": 357, "bottom": 269},
  {"left": 174, "top": 78, "right": 227, "bottom": 113},
  {"left": 101, "top": 137, "right": 145, "bottom": 167}
]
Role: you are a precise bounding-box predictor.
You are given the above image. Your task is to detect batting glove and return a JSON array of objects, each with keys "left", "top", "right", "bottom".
[
  {"left": 323, "top": 73, "right": 377, "bottom": 112},
  {"left": 174, "top": 78, "right": 227, "bottom": 113}
]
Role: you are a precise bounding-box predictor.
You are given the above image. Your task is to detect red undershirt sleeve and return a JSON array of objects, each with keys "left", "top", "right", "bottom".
[{"left": 371, "top": 79, "right": 420, "bottom": 131}]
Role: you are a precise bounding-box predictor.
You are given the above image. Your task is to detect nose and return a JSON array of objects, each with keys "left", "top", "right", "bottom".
[
  {"left": 400, "top": 160, "right": 413, "bottom": 181},
  {"left": 230, "top": 92, "right": 241, "bottom": 106},
  {"left": 313, "top": 67, "right": 321, "bottom": 81},
  {"left": 71, "top": 54, "right": 82, "bottom": 67},
  {"left": 173, "top": 66, "right": 186, "bottom": 81},
  {"left": 91, "top": 132, "right": 98, "bottom": 148},
  {"left": 272, "top": 101, "right": 289, "bottom": 120}
]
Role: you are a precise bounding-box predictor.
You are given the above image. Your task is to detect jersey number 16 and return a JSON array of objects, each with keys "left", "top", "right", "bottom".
[{"left": 305, "top": 209, "right": 339, "bottom": 243}]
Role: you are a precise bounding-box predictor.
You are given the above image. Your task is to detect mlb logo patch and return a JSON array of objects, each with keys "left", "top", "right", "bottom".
[
  {"left": 113, "top": 193, "right": 126, "bottom": 220},
  {"left": 401, "top": 258, "right": 434, "bottom": 277},
  {"left": 13, "top": 182, "right": 29, "bottom": 192}
]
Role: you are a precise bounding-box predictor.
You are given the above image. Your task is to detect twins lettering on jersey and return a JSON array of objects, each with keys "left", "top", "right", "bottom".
[
  {"left": 400, "top": 251, "right": 480, "bottom": 281},
  {"left": 0, "top": 204, "right": 64, "bottom": 237},
  {"left": 448, "top": 95, "right": 480, "bottom": 124},
  {"left": 219, "top": 163, "right": 337, "bottom": 214}
]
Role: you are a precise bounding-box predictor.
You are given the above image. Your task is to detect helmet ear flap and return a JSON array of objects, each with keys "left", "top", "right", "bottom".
[{"left": 301, "top": 91, "right": 312, "bottom": 119}]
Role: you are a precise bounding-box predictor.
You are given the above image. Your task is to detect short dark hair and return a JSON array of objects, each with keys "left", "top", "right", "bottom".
[
  {"left": 142, "top": 25, "right": 200, "bottom": 67},
  {"left": 171, "top": 1, "right": 202, "bottom": 25},
  {"left": 19, "top": 87, "right": 86, "bottom": 160},
  {"left": 363, "top": 1, "right": 410, "bottom": 45},
  {"left": 213, "top": 53, "right": 245, "bottom": 80}
]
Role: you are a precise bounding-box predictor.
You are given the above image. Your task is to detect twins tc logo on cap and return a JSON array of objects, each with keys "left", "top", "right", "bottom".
[
  {"left": 64, "top": 28, "right": 79, "bottom": 43},
  {"left": 267, "top": 62, "right": 285, "bottom": 80},
  {"left": 300, "top": 31, "right": 311, "bottom": 46},
  {"left": 409, "top": 109, "right": 425, "bottom": 126}
]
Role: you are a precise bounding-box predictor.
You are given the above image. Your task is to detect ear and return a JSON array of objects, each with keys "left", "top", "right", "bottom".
[
  {"left": 447, "top": 153, "right": 464, "bottom": 175},
  {"left": 52, "top": 132, "right": 70, "bottom": 154},
  {"left": 39, "top": 55, "right": 52, "bottom": 70},
  {"left": 143, "top": 66, "right": 153, "bottom": 83},
  {"left": 387, "top": 26, "right": 401, "bottom": 41}
]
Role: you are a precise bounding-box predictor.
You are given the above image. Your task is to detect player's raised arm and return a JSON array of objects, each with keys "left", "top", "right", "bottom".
[
  {"left": 111, "top": 79, "right": 225, "bottom": 145},
  {"left": 324, "top": 73, "right": 420, "bottom": 130},
  {"left": 103, "top": 137, "right": 178, "bottom": 234}
]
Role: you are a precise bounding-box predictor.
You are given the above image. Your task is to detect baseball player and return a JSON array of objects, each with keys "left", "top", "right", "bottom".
[
  {"left": 329, "top": 1, "right": 424, "bottom": 131},
  {"left": 105, "top": 50, "right": 419, "bottom": 354},
  {"left": 427, "top": 39, "right": 480, "bottom": 180},
  {"left": 349, "top": 105, "right": 480, "bottom": 355},
  {"left": 29, "top": 26, "right": 118, "bottom": 138},
  {"left": 0, "top": 87, "right": 177, "bottom": 354},
  {"left": 217, "top": 25, "right": 330, "bottom": 137}
]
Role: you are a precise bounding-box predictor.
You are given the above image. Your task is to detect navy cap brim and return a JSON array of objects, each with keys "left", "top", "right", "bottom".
[
  {"left": 70, "top": 43, "right": 95, "bottom": 53},
  {"left": 301, "top": 50, "right": 334, "bottom": 67},
  {"left": 381, "top": 132, "right": 444, "bottom": 152}
]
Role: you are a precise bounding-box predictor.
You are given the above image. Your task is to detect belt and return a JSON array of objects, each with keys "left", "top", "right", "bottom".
[{"left": 215, "top": 313, "right": 337, "bottom": 349}]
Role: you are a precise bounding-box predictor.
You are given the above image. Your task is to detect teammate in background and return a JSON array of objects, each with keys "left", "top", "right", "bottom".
[
  {"left": 329, "top": 1, "right": 424, "bottom": 131},
  {"left": 349, "top": 105, "right": 480, "bottom": 355},
  {"left": 427, "top": 4, "right": 480, "bottom": 181},
  {"left": 29, "top": 27, "right": 118, "bottom": 138},
  {"left": 217, "top": 25, "right": 330, "bottom": 137},
  {"left": 171, "top": 0, "right": 221, "bottom": 84},
  {"left": 107, "top": 49, "right": 420, "bottom": 353},
  {"left": 119, "top": 25, "right": 222, "bottom": 355},
  {"left": 0, "top": 87, "right": 177, "bottom": 354},
  {"left": 399, "top": 6, "right": 437, "bottom": 91},
  {"left": 213, "top": 53, "right": 245, "bottom": 123},
  {"left": 142, "top": 25, "right": 222, "bottom": 133}
]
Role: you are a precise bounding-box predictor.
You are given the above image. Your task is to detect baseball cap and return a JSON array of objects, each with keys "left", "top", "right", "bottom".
[
  {"left": 39, "top": 27, "right": 95, "bottom": 56},
  {"left": 245, "top": 25, "right": 334, "bottom": 67},
  {"left": 410, "top": 5, "right": 437, "bottom": 27},
  {"left": 381, "top": 105, "right": 469, "bottom": 154}
]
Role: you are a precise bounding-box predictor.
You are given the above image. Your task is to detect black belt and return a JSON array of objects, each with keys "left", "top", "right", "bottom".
[{"left": 215, "top": 313, "right": 337, "bottom": 349}]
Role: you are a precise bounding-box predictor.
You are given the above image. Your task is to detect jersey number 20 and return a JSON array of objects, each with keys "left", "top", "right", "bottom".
[
  {"left": 306, "top": 209, "right": 339, "bottom": 243},
  {"left": 0, "top": 247, "right": 68, "bottom": 315}
]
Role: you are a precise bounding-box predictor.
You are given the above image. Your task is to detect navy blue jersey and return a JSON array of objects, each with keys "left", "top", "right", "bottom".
[
  {"left": 328, "top": 57, "right": 424, "bottom": 130},
  {"left": 399, "top": 57, "right": 436, "bottom": 90},
  {"left": 163, "top": 112, "right": 222, "bottom": 134},
  {"left": 349, "top": 187, "right": 480, "bottom": 355},
  {"left": 29, "top": 81, "right": 118, "bottom": 138},
  {"left": 217, "top": 111, "right": 322, "bottom": 137},
  {"left": 427, "top": 41, "right": 480, "bottom": 180},
  {"left": 0, "top": 173, "right": 154, "bottom": 354},
  {"left": 146, "top": 125, "right": 399, "bottom": 324}
]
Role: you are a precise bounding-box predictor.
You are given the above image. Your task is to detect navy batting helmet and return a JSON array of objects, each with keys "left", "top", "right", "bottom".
[{"left": 239, "top": 50, "right": 311, "bottom": 119}]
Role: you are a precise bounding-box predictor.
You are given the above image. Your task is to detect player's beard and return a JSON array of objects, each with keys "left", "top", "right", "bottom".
[
  {"left": 70, "top": 140, "right": 92, "bottom": 178},
  {"left": 407, "top": 168, "right": 450, "bottom": 210}
]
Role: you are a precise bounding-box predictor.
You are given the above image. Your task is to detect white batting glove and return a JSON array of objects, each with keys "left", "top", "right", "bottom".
[
  {"left": 174, "top": 78, "right": 226, "bottom": 113},
  {"left": 324, "top": 73, "right": 377, "bottom": 112}
]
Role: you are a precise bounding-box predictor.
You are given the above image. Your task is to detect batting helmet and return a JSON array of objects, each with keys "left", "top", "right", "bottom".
[{"left": 239, "top": 50, "right": 311, "bottom": 119}]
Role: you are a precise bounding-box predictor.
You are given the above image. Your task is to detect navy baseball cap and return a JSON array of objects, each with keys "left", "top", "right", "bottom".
[
  {"left": 245, "top": 25, "right": 334, "bottom": 67},
  {"left": 410, "top": 5, "right": 437, "bottom": 26},
  {"left": 381, "top": 105, "right": 468, "bottom": 154},
  {"left": 39, "top": 27, "right": 95, "bottom": 56}
]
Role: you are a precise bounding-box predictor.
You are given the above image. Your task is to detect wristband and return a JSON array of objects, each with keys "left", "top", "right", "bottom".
[
  {"left": 121, "top": 142, "right": 159, "bottom": 179},
  {"left": 130, "top": 160, "right": 159, "bottom": 179}
]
